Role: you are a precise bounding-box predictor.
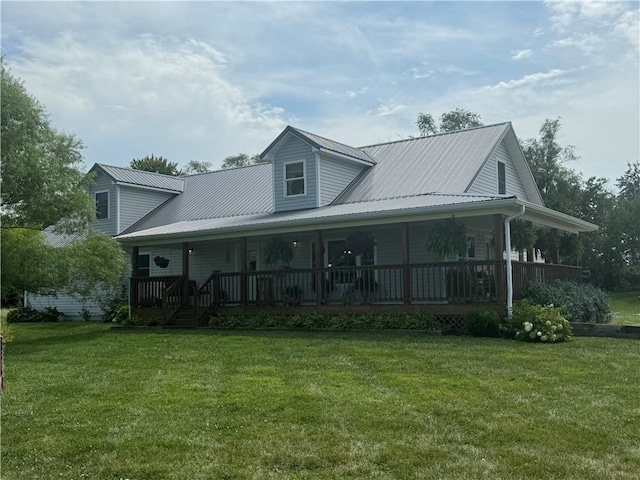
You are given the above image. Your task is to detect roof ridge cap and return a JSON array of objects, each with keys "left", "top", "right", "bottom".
[
  {"left": 97, "top": 163, "right": 186, "bottom": 181},
  {"left": 358, "top": 122, "right": 511, "bottom": 149}
]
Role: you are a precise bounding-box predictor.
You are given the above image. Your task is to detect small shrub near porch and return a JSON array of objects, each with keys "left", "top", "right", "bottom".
[
  {"left": 505, "top": 300, "right": 573, "bottom": 343},
  {"left": 523, "top": 280, "right": 610, "bottom": 323}
]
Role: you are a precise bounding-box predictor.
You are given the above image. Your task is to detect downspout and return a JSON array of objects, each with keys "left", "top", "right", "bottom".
[{"left": 504, "top": 205, "right": 526, "bottom": 317}]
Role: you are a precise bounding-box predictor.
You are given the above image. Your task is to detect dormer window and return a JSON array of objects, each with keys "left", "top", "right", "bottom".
[
  {"left": 96, "top": 191, "right": 109, "bottom": 219},
  {"left": 285, "top": 161, "right": 306, "bottom": 196},
  {"left": 498, "top": 161, "right": 506, "bottom": 194}
]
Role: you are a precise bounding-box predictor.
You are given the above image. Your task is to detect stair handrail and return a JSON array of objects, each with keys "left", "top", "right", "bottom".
[{"left": 163, "top": 277, "right": 185, "bottom": 324}]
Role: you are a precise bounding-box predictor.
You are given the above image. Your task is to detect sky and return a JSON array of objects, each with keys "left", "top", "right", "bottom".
[{"left": 2, "top": 1, "right": 638, "bottom": 187}]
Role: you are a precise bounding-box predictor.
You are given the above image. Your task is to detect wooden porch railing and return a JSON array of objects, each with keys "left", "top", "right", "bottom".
[
  {"left": 131, "top": 261, "right": 585, "bottom": 320},
  {"left": 512, "top": 261, "right": 582, "bottom": 300}
]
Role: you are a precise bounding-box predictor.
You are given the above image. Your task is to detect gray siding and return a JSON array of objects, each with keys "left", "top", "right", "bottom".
[
  {"left": 468, "top": 141, "right": 528, "bottom": 199},
  {"left": 26, "top": 293, "right": 103, "bottom": 319},
  {"left": 119, "top": 186, "right": 174, "bottom": 233},
  {"left": 89, "top": 170, "right": 117, "bottom": 235},
  {"left": 273, "top": 136, "right": 317, "bottom": 212},
  {"left": 318, "top": 155, "right": 364, "bottom": 206}
]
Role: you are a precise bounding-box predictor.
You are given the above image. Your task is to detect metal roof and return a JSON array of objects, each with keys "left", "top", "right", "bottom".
[
  {"left": 95, "top": 164, "right": 185, "bottom": 192},
  {"left": 335, "top": 123, "right": 511, "bottom": 203},
  {"left": 122, "top": 163, "right": 273, "bottom": 233},
  {"left": 117, "top": 193, "right": 510, "bottom": 241},
  {"left": 260, "top": 125, "right": 375, "bottom": 164}
]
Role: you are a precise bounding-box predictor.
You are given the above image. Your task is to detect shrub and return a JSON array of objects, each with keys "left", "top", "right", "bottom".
[
  {"left": 6, "top": 306, "right": 61, "bottom": 323},
  {"left": 121, "top": 315, "right": 163, "bottom": 327},
  {"left": 523, "top": 280, "right": 610, "bottom": 323},
  {"left": 80, "top": 308, "right": 92, "bottom": 322},
  {"left": 114, "top": 305, "right": 130, "bottom": 324},
  {"left": 209, "top": 312, "right": 438, "bottom": 331},
  {"left": 96, "top": 288, "right": 128, "bottom": 323},
  {"left": 463, "top": 308, "right": 501, "bottom": 337},
  {"left": 508, "top": 300, "right": 572, "bottom": 343}
]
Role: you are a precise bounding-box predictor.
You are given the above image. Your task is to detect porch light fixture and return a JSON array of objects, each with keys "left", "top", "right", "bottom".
[
  {"left": 292, "top": 239, "right": 299, "bottom": 248},
  {"left": 188, "top": 248, "right": 194, "bottom": 255}
]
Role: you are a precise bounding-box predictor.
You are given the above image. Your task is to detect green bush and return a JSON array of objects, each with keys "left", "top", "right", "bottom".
[
  {"left": 463, "top": 308, "right": 501, "bottom": 337},
  {"left": 114, "top": 305, "right": 130, "bottom": 324},
  {"left": 523, "top": 280, "right": 610, "bottom": 323},
  {"left": 209, "top": 312, "right": 438, "bottom": 331},
  {"left": 508, "top": 300, "right": 572, "bottom": 343},
  {"left": 120, "top": 314, "right": 163, "bottom": 327},
  {"left": 7, "top": 306, "right": 62, "bottom": 323}
]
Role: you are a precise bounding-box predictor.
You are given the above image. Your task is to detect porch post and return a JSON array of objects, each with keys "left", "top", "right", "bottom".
[
  {"left": 131, "top": 246, "right": 139, "bottom": 309},
  {"left": 240, "top": 237, "right": 248, "bottom": 306},
  {"left": 527, "top": 248, "right": 535, "bottom": 263},
  {"left": 551, "top": 229, "right": 560, "bottom": 264},
  {"left": 315, "top": 230, "right": 323, "bottom": 305},
  {"left": 182, "top": 242, "right": 190, "bottom": 303},
  {"left": 493, "top": 215, "right": 506, "bottom": 304},
  {"left": 401, "top": 222, "right": 411, "bottom": 304}
]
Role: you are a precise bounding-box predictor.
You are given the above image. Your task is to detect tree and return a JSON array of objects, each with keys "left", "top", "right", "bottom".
[
  {"left": 130, "top": 154, "right": 183, "bottom": 176},
  {"left": 416, "top": 108, "right": 483, "bottom": 136},
  {"left": 617, "top": 161, "right": 640, "bottom": 200},
  {"left": 184, "top": 160, "right": 213, "bottom": 174},
  {"left": 1, "top": 61, "right": 125, "bottom": 300},
  {"left": 221, "top": 153, "right": 263, "bottom": 169},
  {"left": 1, "top": 61, "right": 94, "bottom": 233}
]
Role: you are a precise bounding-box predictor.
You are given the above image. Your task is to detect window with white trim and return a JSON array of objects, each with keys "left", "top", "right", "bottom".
[
  {"left": 95, "top": 191, "right": 109, "bottom": 219},
  {"left": 285, "top": 161, "right": 305, "bottom": 196}
]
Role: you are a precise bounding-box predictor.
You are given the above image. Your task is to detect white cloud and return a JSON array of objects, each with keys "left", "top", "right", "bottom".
[
  {"left": 480, "top": 69, "right": 571, "bottom": 92},
  {"left": 615, "top": 10, "right": 640, "bottom": 50},
  {"left": 551, "top": 33, "right": 602, "bottom": 55},
  {"left": 533, "top": 27, "right": 545, "bottom": 37},
  {"left": 7, "top": 32, "right": 287, "bottom": 167},
  {"left": 512, "top": 49, "right": 533, "bottom": 60},
  {"left": 545, "top": 0, "right": 625, "bottom": 31},
  {"left": 370, "top": 100, "right": 407, "bottom": 117}
]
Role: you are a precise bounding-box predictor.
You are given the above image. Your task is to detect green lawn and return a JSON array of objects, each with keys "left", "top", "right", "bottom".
[
  {"left": 2, "top": 323, "right": 639, "bottom": 479},
  {"left": 609, "top": 291, "right": 640, "bottom": 326}
]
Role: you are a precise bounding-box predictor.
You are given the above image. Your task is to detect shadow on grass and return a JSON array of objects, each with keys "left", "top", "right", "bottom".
[
  {"left": 110, "top": 325, "right": 451, "bottom": 344},
  {"left": 7, "top": 324, "right": 109, "bottom": 354}
]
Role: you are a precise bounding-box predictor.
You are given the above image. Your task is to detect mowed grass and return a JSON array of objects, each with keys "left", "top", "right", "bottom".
[
  {"left": 2, "top": 323, "right": 639, "bottom": 480},
  {"left": 609, "top": 291, "right": 640, "bottom": 326}
]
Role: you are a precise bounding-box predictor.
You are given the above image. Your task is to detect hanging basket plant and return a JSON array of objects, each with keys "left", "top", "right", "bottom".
[
  {"left": 425, "top": 217, "right": 468, "bottom": 259},
  {"left": 263, "top": 236, "right": 294, "bottom": 268},
  {"left": 510, "top": 219, "right": 537, "bottom": 252},
  {"left": 344, "top": 230, "right": 376, "bottom": 258}
]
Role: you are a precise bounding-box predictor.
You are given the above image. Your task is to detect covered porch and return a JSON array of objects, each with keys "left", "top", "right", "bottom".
[{"left": 126, "top": 213, "right": 584, "bottom": 327}]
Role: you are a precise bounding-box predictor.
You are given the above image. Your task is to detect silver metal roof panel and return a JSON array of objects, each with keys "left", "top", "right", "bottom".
[{"left": 96, "top": 164, "right": 185, "bottom": 192}]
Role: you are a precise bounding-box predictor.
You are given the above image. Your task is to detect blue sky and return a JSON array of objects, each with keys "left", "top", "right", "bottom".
[{"left": 2, "top": 1, "right": 638, "bottom": 186}]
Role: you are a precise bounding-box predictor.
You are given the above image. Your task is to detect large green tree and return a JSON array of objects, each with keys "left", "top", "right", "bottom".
[
  {"left": 1, "top": 61, "right": 125, "bottom": 301},
  {"left": 130, "top": 154, "right": 183, "bottom": 176}
]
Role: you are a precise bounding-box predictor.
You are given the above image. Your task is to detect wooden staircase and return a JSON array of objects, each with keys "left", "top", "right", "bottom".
[{"left": 164, "top": 305, "right": 199, "bottom": 329}]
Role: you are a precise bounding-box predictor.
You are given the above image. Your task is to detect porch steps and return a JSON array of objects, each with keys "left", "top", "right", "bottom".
[{"left": 165, "top": 306, "right": 199, "bottom": 329}]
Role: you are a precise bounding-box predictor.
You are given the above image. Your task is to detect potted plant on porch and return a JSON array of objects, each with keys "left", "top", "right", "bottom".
[{"left": 425, "top": 217, "right": 475, "bottom": 302}]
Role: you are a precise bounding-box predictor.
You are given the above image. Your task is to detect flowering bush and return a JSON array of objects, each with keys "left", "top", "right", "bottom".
[{"left": 509, "top": 300, "right": 572, "bottom": 343}]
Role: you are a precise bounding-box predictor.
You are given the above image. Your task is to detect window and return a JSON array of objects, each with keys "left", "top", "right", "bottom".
[
  {"left": 498, "top": 161, "right": 506, "bottom": 194},
  {"left": 284, "top": 161, "right": 305, "bottom": 196},
  {"left": 137, "top": 254, "right": 150, "bottom": 278},
  {"left": 95, "top": 191, "right": 109, "bottom": 219}
]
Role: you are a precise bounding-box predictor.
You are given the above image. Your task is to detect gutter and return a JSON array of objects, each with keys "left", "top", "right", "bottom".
[{"left": 504, "top": 205, "right": 526, "bottom": 318}]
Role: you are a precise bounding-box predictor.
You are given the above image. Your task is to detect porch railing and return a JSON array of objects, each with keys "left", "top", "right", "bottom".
[
  {"left": 511, "top": 261, "right": 582, "bottom": 300},
  {"left": 131, "top": 260, "right": 585, "bottom": 316}
]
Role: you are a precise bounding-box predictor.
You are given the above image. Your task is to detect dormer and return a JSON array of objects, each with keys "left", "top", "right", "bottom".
[
  {"left": 87, "top": 164, "right": 184, "bottom": 236},
  {"left": 261, "top": 126, "right": 375, "bottom": 212}
]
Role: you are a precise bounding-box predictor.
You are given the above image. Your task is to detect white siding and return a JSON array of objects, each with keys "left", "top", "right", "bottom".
[
  {"left": 273, "top": 136, "right": 317, "bottom": 212},
  {"left": 467, "top": 141, "right": 528, "bottom": 199},
  {"left": 318, "top": 155, "right": 364, "bottom": 206},
  {"left": 119, "top": 186, "right": 175, "bottom": 233},
  {"left": 88, "top": 171, "right": 117, "bottom": 235}
]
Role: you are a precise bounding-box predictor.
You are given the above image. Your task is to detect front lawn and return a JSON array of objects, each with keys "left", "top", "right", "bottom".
[
  {"left": 2, "top": 323, "right": 639, "bottom": 479},
  {"left": 609, "top": 291, "right": 640, "bottom": 326}
]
